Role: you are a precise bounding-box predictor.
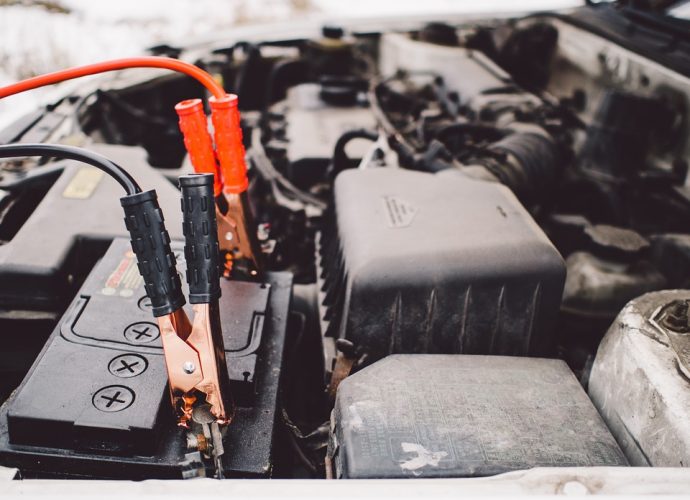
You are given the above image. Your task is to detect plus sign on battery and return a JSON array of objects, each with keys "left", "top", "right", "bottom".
[
  {"left": 123, "top": 322, "right": 159, "bottom": 344},
  {"left": 92, "top": 385, "right": 135, "bottom": 412},
  {"left": 108, "top": 354, "right": 148, "bottom": 378}
]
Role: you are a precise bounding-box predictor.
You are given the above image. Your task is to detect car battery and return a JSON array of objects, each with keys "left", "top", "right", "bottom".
[
  {"left": 0, "top": 238, "right": 293, "bottom": 479},
  {"left": 0, "top": 143, "right": 186, "bottom": 401}
]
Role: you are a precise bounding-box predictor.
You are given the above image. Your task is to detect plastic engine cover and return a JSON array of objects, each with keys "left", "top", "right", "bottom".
[
  {"left": 269, "top": 84, "right": 376, "bottom": 181},
  {"left": 329, "top": 354, "right": 628, "bottom": 479},
  {"left": 318, "top": 169, "right": 565, "bottom": 362}
]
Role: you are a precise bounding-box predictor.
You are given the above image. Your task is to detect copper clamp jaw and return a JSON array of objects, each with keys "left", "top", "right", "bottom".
[
  {"left": 124, "top": 174, "right": 233, "bottom": 427},
  {"left": 216, "top": 190, "right": 263, "bottom": 278},
  {"left": 163, "top": 173, "right": 233, "bottom": 428},
  {"left": 121, "top": 174, "right": 233, "bottom": 478},
  {"left": 158, "top": 303, "right": 232, "bottom": 427}
]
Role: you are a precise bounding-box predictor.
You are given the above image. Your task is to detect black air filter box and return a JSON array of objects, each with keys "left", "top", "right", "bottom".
[
  {"left": 328, "top": 355, "right": 627, "bottom": 478},
  {"left": 318, "top": 169, "right": 564, "bottom": 362}
]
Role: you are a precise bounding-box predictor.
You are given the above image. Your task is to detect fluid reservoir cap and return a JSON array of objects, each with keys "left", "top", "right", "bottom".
[
  {"left": 419, "top": 22, "right": 459, "bottom": 46},
  {"left": 319, "top": 76, "right": 367, "bottom": 106},
  {"left": 322, "top": 25, "right": 344, "bottom": 40},
  {"left": 584, "top": 224, "right": 650, "bottom": 259}
]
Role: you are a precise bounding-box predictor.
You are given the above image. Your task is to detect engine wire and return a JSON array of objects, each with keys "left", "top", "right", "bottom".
[{"left": 0, "top": 143, "right": 141, "bottom": 195}]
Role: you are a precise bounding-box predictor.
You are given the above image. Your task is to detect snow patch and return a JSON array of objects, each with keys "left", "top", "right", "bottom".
[{"left": 0, "top": 0, "right": 581, "bottom": 129}]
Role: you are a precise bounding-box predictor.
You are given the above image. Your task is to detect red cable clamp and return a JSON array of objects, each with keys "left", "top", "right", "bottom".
[
  {"left": 175, "top": 99, "right": 222, "bottom": 197},
  {"left": 210, "top": 94, "right": 249, "bottom": 194}
]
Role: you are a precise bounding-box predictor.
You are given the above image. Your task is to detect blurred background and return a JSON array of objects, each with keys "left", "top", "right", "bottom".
[{"left": 0, "top": 0, "right": 579, "bottom": 126}]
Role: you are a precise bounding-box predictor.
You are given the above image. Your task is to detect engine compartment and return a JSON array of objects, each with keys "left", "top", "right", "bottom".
[{"left": 1, "top": 4, "right": 690, "bottom": 481}]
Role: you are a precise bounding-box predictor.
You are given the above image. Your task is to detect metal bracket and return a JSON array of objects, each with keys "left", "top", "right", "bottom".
[{"left": 649, "top": 300, "right": 690, "bottom": 379}]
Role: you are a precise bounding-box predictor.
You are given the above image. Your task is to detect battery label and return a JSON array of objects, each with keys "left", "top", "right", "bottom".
[{"left": 101, "top": 250, "right": 143, "bottom": 298}]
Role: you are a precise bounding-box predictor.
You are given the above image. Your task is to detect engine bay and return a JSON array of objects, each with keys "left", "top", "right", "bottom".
[{"left": 1, "top": 3, "right": 690, "bottom": 482}]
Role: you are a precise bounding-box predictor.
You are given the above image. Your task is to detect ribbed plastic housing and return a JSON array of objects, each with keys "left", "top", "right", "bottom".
[{"left": 317, "top": 169, "right": 565, "bottom": 362}]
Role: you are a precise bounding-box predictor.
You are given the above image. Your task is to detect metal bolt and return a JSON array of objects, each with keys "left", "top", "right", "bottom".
[
  {"left": 661, "top": 300, "right": 690, "bottom": 333},
  {"left": 335, "top": 338, "right": 356, "bottom": 357},
  {"left": 257, "top": 223, "right": 270, "bottom": 241},
  {"left": 225, "top": 232, "right": 233, "bottom": 241},
  {"left": 191, "top": 404, "right": 216, "bottom": 424},
  {"left": 183, "top": 361, "right": 196, "bottom": 374}
]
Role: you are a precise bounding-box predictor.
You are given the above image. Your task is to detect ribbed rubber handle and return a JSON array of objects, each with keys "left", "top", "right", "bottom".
[
  {"left": 120, "top": 190, "right": 185, "bottom": 317},
  {"left": 179, "top": 174, "right": 222, "bottom": 303}
]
